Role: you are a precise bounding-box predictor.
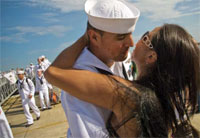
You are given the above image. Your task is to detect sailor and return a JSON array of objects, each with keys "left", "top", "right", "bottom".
[
  {"left": 29, "top": 63, "right": 35, "bottom": 78},
  {"left": 40, "top": 55, "right": 51, "bottom": 70},
  {"left": 35, "top": 69, "right": 52, "bottom": 111},
  {"left": 0, "top": 106, "right": 14, "bottom": 138},
  {"left": 34, "top": 57, "right": 45, "bottom": 77},
  {"left": 16, "top": 70, "right": 40, "bottom": 127},
  {"left": 59, "top": 0, "right": 140, "bottom": 137}
]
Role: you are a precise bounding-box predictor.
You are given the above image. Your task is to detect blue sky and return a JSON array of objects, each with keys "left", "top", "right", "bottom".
[{"left": 1, "top": 0, "right": 200, "bottom": 71}]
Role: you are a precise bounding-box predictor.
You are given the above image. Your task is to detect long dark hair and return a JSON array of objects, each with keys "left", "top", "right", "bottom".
[
  {"left": 107, "top": 24, "right": 200, "bottom": 137},
  {"left": 137, "top": 24, "right": 200, "bottom": 133}
]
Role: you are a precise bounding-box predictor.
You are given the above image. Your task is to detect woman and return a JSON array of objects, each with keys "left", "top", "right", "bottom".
[{"left": 45, "top": 24, "right": 200, "bottom": 137}]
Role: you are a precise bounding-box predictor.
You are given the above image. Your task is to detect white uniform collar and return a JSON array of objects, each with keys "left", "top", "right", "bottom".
[
  {"left": 75, "top": 48, "right": 113, "bottom": 74},
  {"left": 19, "top": 77, "right": 26, "bottom": 83}
]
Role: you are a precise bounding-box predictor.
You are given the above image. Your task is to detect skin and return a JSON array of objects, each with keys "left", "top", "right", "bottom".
[
  {"left": 44, "top": 27, "right": 160, "bottom": 136},
  {"left": 132, "top": 27, "right": 159, "bottom": 79},
  {"left": 37, "top": 58, "right": 42, "bottom": 64},
  {"left": 88, "top": 29, "right": 134, "bottom": 67},
  {"left": 37, "top": 71, "right": 42, "bottom": 77}
]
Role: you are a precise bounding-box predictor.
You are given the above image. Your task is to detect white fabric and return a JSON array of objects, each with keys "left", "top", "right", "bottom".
[
  {"left": 61, "top": 48, "right": 133, "bottom": 138},
  {"left": 17, "top": 78, "right": 40, "bottom": 124},
  {"left": 36, "top": 75, "right": 51, "bottom": 109},
  {"left": 0, "top": 106, "right": 14, "bottom": 138},
  {"left": 4, "top": 72, "right": 17, "bottom": 84},
  {"left": 39, "top": 89, "right": 50, "bottom": 109},
  {"left": 34, "top": 63, "right": 45, "bottom": 78},
  {"left": 43, "top": 59, "right": 51, "bottom": 71},
  {"left": 85, "top": 0, "right": 140, "bottom": 34},
  {"left": 17, "top": 70, "right": 24, "bottom": 75}
]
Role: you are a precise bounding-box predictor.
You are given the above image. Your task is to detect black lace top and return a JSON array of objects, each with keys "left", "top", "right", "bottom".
[{"left": 106, "top": 78, "right": 168, "bottom": 137}]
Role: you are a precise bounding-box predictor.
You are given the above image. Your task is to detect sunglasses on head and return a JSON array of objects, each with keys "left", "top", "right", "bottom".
[{"left": 141, "top": 31, "right": 154, "bottom": 49}]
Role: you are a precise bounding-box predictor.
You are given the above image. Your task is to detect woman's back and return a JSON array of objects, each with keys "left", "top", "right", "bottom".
[{"left": 107, "top": 79, "right": 168, "bottom": 137}]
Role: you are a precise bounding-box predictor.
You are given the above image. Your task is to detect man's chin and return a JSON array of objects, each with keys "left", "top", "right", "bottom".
[{"left": 114, "top": 55, "right": 128, "bottom": 62}]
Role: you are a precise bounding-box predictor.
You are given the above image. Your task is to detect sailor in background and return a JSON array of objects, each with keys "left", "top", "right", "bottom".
[
  {"left": 29, "top": 63, "right": 35, "bottom": 79},
  {"left": 40, "top": 55, "right": 51, "bottom": 70},
  {"left": 0, "top": 106, "right": 14, "bottom": 138},
  {"left": 16, "top": 70, "right": 40, "bottom": 127},
  {"left": 59, "top": 0, "right": 140, "bottom": 137},
  {"left": 34, "top": 57, "right": 45, "bottom": 78},
  {"left": 35, "top": 69, "right": 52, "bottom": 111}
]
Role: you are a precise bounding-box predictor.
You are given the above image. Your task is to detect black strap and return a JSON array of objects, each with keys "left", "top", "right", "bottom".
[
  {"left": 38, "top": 76, "right": 43, "bottom": 85},
  {"left": 122, "top": 63, "right": 129, "bottom": 80},
  {"left": 17, "top": 78, "right": 31, "bottom": 90},
  {"left": 94, "top": 67, "right": 113, "bottom": 75},
  {"left": 19, "top": 80, "right": 24, "bottom": 90}
]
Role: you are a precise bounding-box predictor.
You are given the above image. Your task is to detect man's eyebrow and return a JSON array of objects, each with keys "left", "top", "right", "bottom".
[{"left": 116, "top": 33, "right": 131, "bottom": 37}]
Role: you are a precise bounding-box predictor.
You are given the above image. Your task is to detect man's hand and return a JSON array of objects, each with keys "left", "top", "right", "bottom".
[{"left": 28, "top": 95, "right": 32, "bottom": 99}]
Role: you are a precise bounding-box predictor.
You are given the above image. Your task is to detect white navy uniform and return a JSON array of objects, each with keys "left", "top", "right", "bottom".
[
  {"left": 43, "top": 59, "right": 51, "bottom": 70},
  {"left": 36, "top": 75, "right": 51, "bottom": 109},
  {"left": 0, "top": 106, "right": 14, "bottom": 138},
  {"left": 34, "top": 63, "right": 45, "bottom": 77},
  {"left": 61, "top": 48, "right": 134, "bottom": 138},
  {"left": 17, "top": 77, "right": 40, "bottom": 125}
]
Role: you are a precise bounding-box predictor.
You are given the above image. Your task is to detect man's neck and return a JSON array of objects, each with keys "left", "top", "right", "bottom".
[{"left": 88, "top": 48, "right": 114, "bottom": 68}]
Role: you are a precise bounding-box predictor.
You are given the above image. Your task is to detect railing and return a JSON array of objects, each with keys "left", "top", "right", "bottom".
[{"left": 0, "top": 77, "right": 18, "bottom": 106}]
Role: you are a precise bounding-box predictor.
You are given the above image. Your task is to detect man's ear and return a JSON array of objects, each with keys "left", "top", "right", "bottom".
[
  {"left": 146, "top": 51, "right": 157, "bottom": 64},
  {"left": 87, "top": 29, "right": 102, "bottom": 46}
]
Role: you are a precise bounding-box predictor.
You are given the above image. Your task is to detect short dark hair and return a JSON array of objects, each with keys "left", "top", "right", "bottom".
[{"left": 87, "top": 21, "right": 104, "bottom": 36}]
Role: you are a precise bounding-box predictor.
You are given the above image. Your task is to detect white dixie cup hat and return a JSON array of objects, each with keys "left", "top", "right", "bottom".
[
  {"left": 17, "top": 70, "right": 25, "bottom": 75},
  {"left": 85, "top": 0, "right": 140, "bottom": 34}
]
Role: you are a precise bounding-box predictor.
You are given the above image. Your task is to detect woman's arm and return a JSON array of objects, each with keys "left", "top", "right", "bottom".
[
  {"left": 45, "top": 66, "right": 138, "bottom": 113},
  {"left": 44, "top": 33, "right": 139, "bottom": 114},
  {"left": 50, "top": 33, "right": 88, "bottom": 69}
]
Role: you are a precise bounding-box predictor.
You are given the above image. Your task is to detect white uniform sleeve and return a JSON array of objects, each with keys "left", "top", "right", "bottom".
[
  {"left": 35, "top": 78, "right": 39, "bottom": 92},
  {"left": 46, "top": 79, "right": 53, "bottom": 89},
  {"left": 27, "top": 79, "right": 35, "bottom": 95}
]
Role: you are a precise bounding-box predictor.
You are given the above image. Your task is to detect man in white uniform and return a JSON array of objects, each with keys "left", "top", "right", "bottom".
[
  {"left": 35, "top": 57, "right": 45, "bottom": 78},
  {"left": 60, "top": 0, "right": 140, "bottom": 137},
  {"left": 40, "top": 55, "right": 51, "bottom": 71},
  {"left": 35, "top": 69, "right": 52, "bottom": 111},
  {"left": 0, "top": 106, "right": 14, "bottom": 138},
  {"left": 16, "top": 70, "right": 40, "bottom": 127}
]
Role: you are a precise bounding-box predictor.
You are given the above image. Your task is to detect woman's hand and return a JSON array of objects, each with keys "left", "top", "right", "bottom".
[{"left": 47, "top": 31, "right": 89, "bottom": 69}]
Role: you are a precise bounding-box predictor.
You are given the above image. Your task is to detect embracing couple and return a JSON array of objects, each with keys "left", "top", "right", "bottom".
[{"left": 45, "top": 0, "right": 200, "bottom": 137}]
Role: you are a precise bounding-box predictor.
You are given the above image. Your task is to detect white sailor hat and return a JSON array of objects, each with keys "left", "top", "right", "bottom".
[
  {"left": 41, "top": 55, "right": 45, "bottom": 58},
  {"left": 85, "top": 0, "right": 140, "bottom": 34},
  {"left": 37, "top": 69, "right": 43, "bottom": 72},
  {"left": 17, "top": 70, "right": 25, "bottom": 75}
]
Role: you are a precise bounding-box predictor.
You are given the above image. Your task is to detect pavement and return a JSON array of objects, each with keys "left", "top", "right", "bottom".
[
  {"left": 2, "top": 92, "right": 68, "bottom": 138},
  {"left": 1, "top": 91, "right": 200, "bottom": 138}
]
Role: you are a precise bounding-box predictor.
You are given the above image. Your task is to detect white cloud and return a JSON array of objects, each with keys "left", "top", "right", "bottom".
[
  {"left": 26, "top": 0, "right": 200, "bottom": 21},
  {"left": 130, "top": 0, "right": 200, "bottom": 21},
  {"left": 27, "top": 0, "right": 86, "bottom": 13},
  {"left": 0, "top": 33, "right": 28, "bottom": 43},
  {"left": 1, "top": 25, "right": 72, "bottom": 43},
  {"left": 37, "top": 12, "right": 60, "bottom": 23},
  {"left": 10, "top": 25, "right": 71, "bottom": 36}
]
